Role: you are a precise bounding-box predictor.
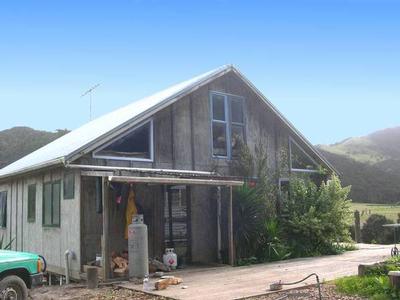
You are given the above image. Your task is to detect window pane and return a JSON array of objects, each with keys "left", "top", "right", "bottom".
[
  {"left": 231, "top": 125, "right": 245, "bottom": 157},
  {"left": 43, "top": 183, "right": 52, "bottom": 226},
  {"left": 212, "top": 122, "right": 227, "bottom": 156},
  {"left": 96, "top": 121, "right": 151, "bottom": 159},
  {"left": 212, "top": 94, "right": 225, "bottom": 121},
  {"left": 28, "top": 184, "right": 36, "bottom": 222},
  {"left": 230, "top": 97, "right": 243, "bottom": 124},
  {"left": 52, "top": 182, "right": 61, "bottom": 226},
  {"left": 63, "top": 173, "right": 75, "bottom": 200},
  {"left": 290, "top": 140, "right": 319, "bottom": 170},
  {"left": 0, "top": 191, "right": 7, "bottom": 228}
]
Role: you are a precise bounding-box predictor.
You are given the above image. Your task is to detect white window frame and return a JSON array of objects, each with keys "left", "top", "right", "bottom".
[
  {"left": 210, "top": 91, "right": 245, "bottom": 159},
  {"left": 93, "top": 119, "right": 154, "bottom": 162},
  {"left": 289, "top": 137, "right": 319, "bottom": 173}
]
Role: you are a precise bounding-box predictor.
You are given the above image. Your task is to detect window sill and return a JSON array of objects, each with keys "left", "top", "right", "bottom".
[{"left": 42, "top": 225, "right": 60, "bottom": 229}]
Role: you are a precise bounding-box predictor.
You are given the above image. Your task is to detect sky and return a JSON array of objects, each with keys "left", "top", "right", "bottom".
[{"left": 0, "top": 0, "right": 399, "bottom": 145}]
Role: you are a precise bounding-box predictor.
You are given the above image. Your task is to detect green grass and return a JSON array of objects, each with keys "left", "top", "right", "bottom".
[
  {"left": 336, "top": 275, "right": 392, "bottom": 298},
  {"left": 351, "top": 202, "right": 400, "bottom": 224},
  {"left": 335, "top": 257, "right": 400, "bottom": 299}
]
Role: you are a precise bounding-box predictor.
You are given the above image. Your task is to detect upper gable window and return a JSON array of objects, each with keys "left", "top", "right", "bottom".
[
  {"left": 211, "top": 92, "right": 245, "bottom": 158},
  {"left": 93, "top": 120, "right": 154, "bottom": 161},
  {"left": 289, "top": 138, "right": 319, "bottom": 172}
]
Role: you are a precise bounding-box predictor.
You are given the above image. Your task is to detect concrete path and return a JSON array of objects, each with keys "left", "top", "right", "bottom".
[{"left": 120, "top": 244, "right": 392, "bottom": 300}]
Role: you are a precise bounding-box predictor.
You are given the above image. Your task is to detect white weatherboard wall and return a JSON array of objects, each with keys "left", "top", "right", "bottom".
[{"left": 0, "top": 169, "right": 81, "bottom": 278}]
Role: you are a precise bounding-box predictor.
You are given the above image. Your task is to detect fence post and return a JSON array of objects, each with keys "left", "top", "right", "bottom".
[{"left": 354, "top": 210, "right": 361, "bottom": 243}]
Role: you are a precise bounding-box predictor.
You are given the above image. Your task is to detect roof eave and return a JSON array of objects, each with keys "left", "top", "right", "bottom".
[{"left": 0, "top": 157, "right": 65, "bottom": 182}]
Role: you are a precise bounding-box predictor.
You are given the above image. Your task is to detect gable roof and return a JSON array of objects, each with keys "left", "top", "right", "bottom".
[{"left": 0, "top": 65, "right": 336, "bottom": 179}]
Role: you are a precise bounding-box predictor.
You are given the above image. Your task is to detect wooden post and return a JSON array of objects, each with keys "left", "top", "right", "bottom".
[
  {"left": 354, "top": 210, "right": 361, "bottom": 243},
  {"left": 228, "top": 186, "right": 235, "bottom": 266},
  {"left": 87, "top": 266, "right": 99, "bottom": 289},
  {"left": 102, "top": 177, "right": 111, "bottom": 280},
  {"left": 217, "top": 187, "right": 222, "bottom": 263}
]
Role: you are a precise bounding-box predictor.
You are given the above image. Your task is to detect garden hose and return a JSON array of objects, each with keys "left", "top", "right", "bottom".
[{"left": 269, "top": 273, "right": 322, "bottom": 300}]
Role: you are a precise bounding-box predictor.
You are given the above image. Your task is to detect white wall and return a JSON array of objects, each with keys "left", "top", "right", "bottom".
[{"left": 0, "top": 168, "right": 81, "bottom": 278}]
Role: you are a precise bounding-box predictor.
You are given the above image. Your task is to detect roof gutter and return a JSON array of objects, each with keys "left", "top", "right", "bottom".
[{"left": 0, "top": 157, "right": 65, "bottom": 181}]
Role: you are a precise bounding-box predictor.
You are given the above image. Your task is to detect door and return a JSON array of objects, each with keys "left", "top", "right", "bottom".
[{"left": 164, "top": 185, "right": 191, "bottom": 264}]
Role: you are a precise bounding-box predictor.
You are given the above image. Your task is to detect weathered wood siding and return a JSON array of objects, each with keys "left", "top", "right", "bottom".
[
  {"left": 0, "top": 169, "right": 81, "bottom": 278},
  {"left": 73, "top": 70, "right": 325, "bottom": 263},
  {"left": 0, "top": 70, "right": 328, "bottom": 269}
]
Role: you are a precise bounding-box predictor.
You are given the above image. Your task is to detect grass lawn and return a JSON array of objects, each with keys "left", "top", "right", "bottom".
[{"left": 351, "top": 202, "right": 400, "bottom": 224}]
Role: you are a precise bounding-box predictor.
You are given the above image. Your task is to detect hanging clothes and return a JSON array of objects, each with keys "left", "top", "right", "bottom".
[{"left": 124, "top": 186, "right": 138, "bottom": 239}]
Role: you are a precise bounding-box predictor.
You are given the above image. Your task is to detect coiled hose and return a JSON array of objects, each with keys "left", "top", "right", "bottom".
[{"left": 270, "top": 273, "right": 322, "bottom": 300}]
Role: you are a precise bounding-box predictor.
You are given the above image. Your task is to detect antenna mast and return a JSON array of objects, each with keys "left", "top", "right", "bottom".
[{"left": 81, "top": 83, "right": 100, "bottom": 120}]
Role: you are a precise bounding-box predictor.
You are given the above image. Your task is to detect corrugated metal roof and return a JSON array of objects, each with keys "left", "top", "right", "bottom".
[
  {"left": 0, "top": 65, "right": 232, "bottom": 178},
  {"left": 0, "top": 64, "right": 336, "bottom": 179}
]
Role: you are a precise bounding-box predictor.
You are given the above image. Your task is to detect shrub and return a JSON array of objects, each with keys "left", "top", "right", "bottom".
[
  {"left": 336, "top": 276, "right": 393, "bottom": 298},
  {"left": 257, "top": 219, "right": 291, "bottom": 261},
  {"left": 281, "top": 175, "right": 353, "bottom": 257},
  {"left": 362, "top": 214, "right": 394, "bottom": 244}
]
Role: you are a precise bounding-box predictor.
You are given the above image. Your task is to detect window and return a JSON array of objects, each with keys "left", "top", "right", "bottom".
[
  {"left": 279, "top": 178, "right": 290, "bottom": 201},
  {"left": 211, "top": 92, "right": 245, "bottom": 158},
  {"left": 27, "top": 184, "right": 36, "bottom": 223},
  {"left": 0, "top": 191, "right": 7, "bottom": 228},
  {"left": 43, "top": 181, "right": 61, "bottom": 227},
  {"left": 63, "top": 172, "right": 75, "bottom": 200},
  {"left": 93, "top": 120, "right": 153, "bottom": 161},
  {"left": 278, "top": 178, "right": 290, "bottom": 217},
  {"left": 289, "top": 138, "right": 319, "bottom": 172}
]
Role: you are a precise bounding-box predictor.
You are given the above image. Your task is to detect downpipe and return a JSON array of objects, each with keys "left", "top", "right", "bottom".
[{"left": 64, "top": 249, "right": 75, "bottom": 285}]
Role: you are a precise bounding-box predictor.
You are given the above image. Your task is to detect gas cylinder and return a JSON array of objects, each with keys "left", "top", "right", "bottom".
[
  {"left": 163, "top": 248, "right": 178, "bottom": 269},
  {"left": 128, "top": 214, "right": 149, "bottom": 278}
]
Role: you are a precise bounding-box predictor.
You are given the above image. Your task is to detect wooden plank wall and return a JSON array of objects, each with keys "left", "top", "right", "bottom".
[{"left": 0, "top": 169, "right": 81, "bottom": 278}]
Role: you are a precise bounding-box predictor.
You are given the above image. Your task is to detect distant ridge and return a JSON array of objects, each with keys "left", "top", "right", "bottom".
[
  {"left": 317, "top": 126, "right": 400, "bottom": 204},
  {"left": 0, "top": 127, "right": 69, "bottom": 169}
]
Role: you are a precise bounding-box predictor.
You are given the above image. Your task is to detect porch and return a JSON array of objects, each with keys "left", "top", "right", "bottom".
[
  {"left": 117, "top": 244, "right": 392, "bottom": 300},
  {"left": 76, "top": 164, "right": 243, "bottom": 280}
]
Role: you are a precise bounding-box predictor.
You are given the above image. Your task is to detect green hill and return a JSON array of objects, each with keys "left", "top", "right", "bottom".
[
  {"left": 317, "top": 127, "right": 400, "bottom": 204},
  {"left": 0, "top": 127, "right": 69, "bottom": 169}
]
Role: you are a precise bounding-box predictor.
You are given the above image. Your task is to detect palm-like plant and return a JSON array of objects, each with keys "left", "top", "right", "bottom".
[{"left": 233, "top": 184, "right": 266, "bottom": 260}]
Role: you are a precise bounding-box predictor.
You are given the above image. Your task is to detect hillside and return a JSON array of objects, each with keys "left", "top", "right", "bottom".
[
  {"left": 0, "top": 127, "right": 69, "bottom": 169},
  {"left": 317, "top": 127, "right": 400, "bottom": 204}
]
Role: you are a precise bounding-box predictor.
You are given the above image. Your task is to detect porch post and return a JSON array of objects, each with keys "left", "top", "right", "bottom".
[
  {"left": 102, "top": 177, "right": 111, "bottom": 280},
  {"left": 228, "top": 186, "right": 235, "bottom": 266},
  {"left": 217, "top": 186, "right": 222, "bottom": 263}
]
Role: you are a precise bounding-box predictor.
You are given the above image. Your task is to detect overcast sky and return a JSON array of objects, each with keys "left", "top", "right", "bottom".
[{"left": 0, "top": 0, "right": 399, "bottom": 145}]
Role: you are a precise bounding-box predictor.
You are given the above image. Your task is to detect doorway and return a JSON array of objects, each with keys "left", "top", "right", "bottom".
[{"left": 164, "top": 185, "right": 191, "bottom": 265}]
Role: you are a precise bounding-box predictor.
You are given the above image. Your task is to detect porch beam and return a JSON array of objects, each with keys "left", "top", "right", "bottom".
[
  {"left": 67, "top": 164, "right": 216, "bottom": 176},
  {"left": 81, "top": 170, "right": 114, "bottom": 177},
  {"left": 108, "top": 175, "right": 243, "bottom": 187}
]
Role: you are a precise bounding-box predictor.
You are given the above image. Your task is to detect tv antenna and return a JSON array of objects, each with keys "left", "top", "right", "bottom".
[{"left": 81, "top": 83, "right": 100, "bottom": 121}]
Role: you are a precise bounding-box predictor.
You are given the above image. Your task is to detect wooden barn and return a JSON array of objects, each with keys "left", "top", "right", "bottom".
[{"left": 0, "top": 65, "right": 335, "bottom": 280}]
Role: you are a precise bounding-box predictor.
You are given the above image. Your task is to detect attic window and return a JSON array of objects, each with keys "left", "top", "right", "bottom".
[
  {"left": 289, "top": 138, "right": 319, "bottom": 172},
  {"left": 211, "top": 92, "right": 245, "bottom": 158},
  {"left": 93, "top": 120, "right": 153, "bottom": 161}
]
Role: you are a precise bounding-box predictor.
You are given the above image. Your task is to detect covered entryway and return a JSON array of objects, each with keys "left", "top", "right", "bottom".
[{"left": 77, "top": 165, "right": 243, "bottom": 280}]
